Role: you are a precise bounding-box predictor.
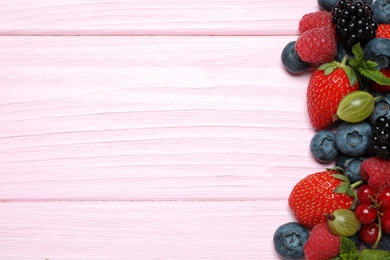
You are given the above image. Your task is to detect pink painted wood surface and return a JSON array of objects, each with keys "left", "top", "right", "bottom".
[
  {"left": 0, "top": 0, "right": 319, "bottom": 35},
  {"left": 0, "top": 1, "right": 329, "bottom": 259}
]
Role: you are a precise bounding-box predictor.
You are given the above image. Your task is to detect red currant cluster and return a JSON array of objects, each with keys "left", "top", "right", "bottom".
[{"left": 355, "top": 184, "right": 390, "bottom": 246}]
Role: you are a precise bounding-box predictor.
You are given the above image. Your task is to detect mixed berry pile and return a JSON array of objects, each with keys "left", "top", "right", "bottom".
[{"left": 275, "top": 0, "right": 390, "bottom": 259}]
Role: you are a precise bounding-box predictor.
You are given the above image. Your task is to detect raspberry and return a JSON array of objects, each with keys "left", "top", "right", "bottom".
[
  {"left": 299, "top": 11, "right": 336, "bottom": 35},
  {"left": 296, "top": 27, "right": 337, "bottom": 64},
  {"left": 376, "top": 24, "right": 390, "bottom": 39},
  {"left": 360, "top": 157, "right": 390, "bottom": 191},
  {"left": 304, "top": 222, "right": 341, "bottom": 260}
]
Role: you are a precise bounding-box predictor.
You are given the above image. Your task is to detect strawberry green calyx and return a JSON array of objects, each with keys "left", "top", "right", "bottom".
[
  {"left": 318, "top": 56, "right": 358, "bottom": 87},
  {"left": 348, "top": 43, "right": 390, "bottom": 86},
  {"left": 330, "top": 166, "right": 363, "bottom": 210}
]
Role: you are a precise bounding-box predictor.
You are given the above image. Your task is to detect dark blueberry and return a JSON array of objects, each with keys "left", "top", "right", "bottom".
[
  {"left": 310, "top": 130, "right": 339, "bottom": 163},
  {"left": 318, "top": 0, "right": 339, "bottom": 11},
  {"left": 367, "top": 95, "right": 390, "bottom": 125},
  {"left": 364, "top": 38, "right": 390, "bottom": 70},
  {"left": 273, "top": 222, "right": 309, "bottom": 259},
  {"left": 372, "top": 0, "right": 390, "bottom": 24},
  {"left": 335, "top": 154, "right": 366, "bottom": 183},
  {"left": 335, "top": 121, "right": 372, "bottom": 156},
  {"left": 335, "top": 42, "right": 353, "bottom": 62},
  {"left": 281, "top": 41, "right": 311, "bottom": 74}
]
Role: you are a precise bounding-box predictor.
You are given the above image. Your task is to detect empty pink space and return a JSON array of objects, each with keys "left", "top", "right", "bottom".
[{"left": 0, "top": 1, "right": 326, "bottom": 259}]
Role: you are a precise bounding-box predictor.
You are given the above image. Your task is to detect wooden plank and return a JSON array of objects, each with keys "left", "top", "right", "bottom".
[
  {"left": 0, "top": 36, "right": 327, "bottom": 200},
  {"left": 0, "top": 200, "right": 291, "bottom": 259},
  {"left": 0, "top": 0, "right": 320, "bottom": 36}
]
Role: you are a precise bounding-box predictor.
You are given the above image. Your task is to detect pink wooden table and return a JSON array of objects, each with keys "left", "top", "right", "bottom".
[{"left": 0, "top": 1, "right": 333, "bottom": 259}]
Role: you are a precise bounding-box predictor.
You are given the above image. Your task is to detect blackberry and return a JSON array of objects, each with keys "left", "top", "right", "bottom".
[
  {"left": 371, "top": 116, "right": 390, "bottom": 159},
  {"left": 332, "top": 0, "right": 377, "bottom": 49}
]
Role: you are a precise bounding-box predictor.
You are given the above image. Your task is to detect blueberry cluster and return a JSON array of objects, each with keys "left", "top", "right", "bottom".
[
  {"left": 371, "top": 116, "right": 390, "bottom": 159},
  {"left": 332, "top": 0, "right": 377, "bottom": 48}
]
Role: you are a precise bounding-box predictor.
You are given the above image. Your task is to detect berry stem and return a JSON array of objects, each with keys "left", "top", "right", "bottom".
[
  {"left": 373, "top": 212, "right": 382, "bottom": 249},
  {"left": 323, "top": 213, "right": 335, "bottom": 221}
]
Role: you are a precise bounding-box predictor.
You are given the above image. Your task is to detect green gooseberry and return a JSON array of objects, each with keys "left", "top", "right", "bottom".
[
  {"left": 336, "top": 90, "right": 376, "bottom": 123},
  {"left": 324, "top": 209, "right": 360, "bottom": 237}
]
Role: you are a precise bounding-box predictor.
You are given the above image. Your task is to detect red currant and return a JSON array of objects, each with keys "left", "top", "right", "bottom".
[
  {"left": 382, "top": 208, "right": 390, "bottom": 234},
  {"left": 378, "top": 187, "right": 390, "bottom": 209},
  {"left": 357, "top": 184, "right": 376, "bottom": 204},
  {"left": 359, "top": 223, "right": 379, "bottom": 245},
  {"left": 355, "top": 202, "right": 378, "bottom": 224}
]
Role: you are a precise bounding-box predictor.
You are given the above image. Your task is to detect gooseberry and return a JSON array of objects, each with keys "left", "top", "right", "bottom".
[
  {"left": 336, "top": 90, "right": 376, "bottom": 123},
  {"left": 324, "top": 209, "right": 360, "bottom": 237}
]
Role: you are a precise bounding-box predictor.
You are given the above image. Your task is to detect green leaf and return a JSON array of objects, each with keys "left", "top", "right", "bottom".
[
  {"left": 334, "top": 182, "right": 349, "bottom": 194},
  {"left": 343, "top": 66, "right": 358, "bottom": 86},
  {"left": 357, "top": 67, "right": 390, "bottom": 86},
  {"left": 358, "top": 249, "right": 390, "bottom": 259},
  {"left": 338, "top": 237, "right": 359, "bottom": 260},
  {"left": 333, "top": 173, "right": 350, "bottom": 182},
  {"left": 352, "top": 43, "right": 364, "bottom": 61}
]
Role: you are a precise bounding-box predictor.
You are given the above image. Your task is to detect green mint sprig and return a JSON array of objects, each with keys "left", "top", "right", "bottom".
[
  {"left": 347, "top": 43, "right": 390, "bottom": 86},
  {"left": 332, "top": 237, "right": 390, "bottom": 260}
]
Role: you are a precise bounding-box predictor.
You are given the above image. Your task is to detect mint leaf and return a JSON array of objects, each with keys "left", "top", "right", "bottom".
[
  {"left": 357, "top": 67, "right": 390, "bottom": 86},
  {"left": 352, "top": 43, "right": 364, "bottom": 61},
  {"left": 338, "top": 237, "right": 359, "bottom": 260},
  {"left": 358, "top": 249, "right": 390, "bottom": 260},
  {"left": 347, "top": 43, "right": 390, "bottom": 86}
]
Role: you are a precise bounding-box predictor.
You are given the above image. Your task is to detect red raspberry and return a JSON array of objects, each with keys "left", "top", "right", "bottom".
[
  {"left": 360, "top": 157, "right": 390, "bottom": 191},
  {"left": 304, "top": 222, "right": 340, "bottom": 260},
  {"left": 376, "top": 24, "right": 390, "bottom": 40},
  {"left": 299, "top": 11, "right": 336, "bottom": 35},
  {"left": 296, "top": 27, "right": 337, "bottom": 64}
]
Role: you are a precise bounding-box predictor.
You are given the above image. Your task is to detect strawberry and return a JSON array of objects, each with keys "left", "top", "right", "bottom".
[
  {"left": 360, "top": 157, "right": 390, "bottom": 191},
  {"left": 307, "top": 57, "right": 359, "bottom": 131},
  {"left": 299, "top": 11, "right": 336, "bottom": 35},
  {"left": 288, "top": 169, "right": 354, "bottom": 228},
  {"left": 372, "top": 67, "right": 390, "bottom": 93},
  {"left": 376, "top": 24, "right": 390, "bottom": 40},
  {"left": 296, "top": 27, "right": 337, "bottom": 64}
]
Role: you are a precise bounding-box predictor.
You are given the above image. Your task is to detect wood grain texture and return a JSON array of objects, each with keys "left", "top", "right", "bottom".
[
  {"left": 0, "top": 201, "right": 293, "bottom": 259},
  {"left": 0, "top": 0, "right": 319, "bottom": 35},
  {"left": 0, "top": 36, "right": 327, "bottom": 202},
  {"left": 0, "top": 1, "right": 329, "bottom": 259}
]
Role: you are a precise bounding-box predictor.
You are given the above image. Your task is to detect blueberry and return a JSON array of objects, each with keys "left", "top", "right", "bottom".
[
  {"left": 364, "top": 38, "right": 390, "bottom": 70},
  {"left": 281, "top": 41, "right": 311, "bottom": 74},
  {"left": 318, "top": 0, "right": 338, "bottom": 11},
  {"left": 273, "top": 222, "right": 309, "bottom": 259},
  {"left": 317, "top": 0, "right": 372, "bottom": 11},
  {"left": 335, "top": 121, "right": 372, "bottom": 156},
  {"left": 372, "top": 0, "right": 390, "bottom": 24},
  {"left": 367, "top": 95, "right": 390, "bottom": 125},
  {"left": 335, "top": 42, "right": 353, "bottom": 62},
  {"left": 335, "top": 154, "right": 366, "bottom": 183},
  {"left": 310, "top": 130, "right": 339, "bottom": 163}
]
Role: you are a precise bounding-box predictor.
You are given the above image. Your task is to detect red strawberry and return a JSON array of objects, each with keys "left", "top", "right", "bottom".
[
  {"left": 288, "top": 169, "right": 354, "bottom": 228},
  {"left": 304, "top": 222, "right": 340, "bottom": 260},
  {"left": 372, "top": 68, "right": 390, "bottom": 93},
  {"left": 307, "top": 58, "right": 359, "bottom": 131},
  {"left": 296, "top": 27, "right": 337, "bottom": 64},
  {"left": 299, "top": 11, "right": 336, "bottom": 35},
  {"left": 376, "top": 24, "right": 390, "bottom": 39},
  {"left": 360, "top": 157, "right": 390, "bottom": 191}
]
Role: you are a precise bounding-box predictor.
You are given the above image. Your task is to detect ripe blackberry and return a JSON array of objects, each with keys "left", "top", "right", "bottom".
[
  {"left": 371, "top": 116, "right": 390, "bottom": 159},
  {"left": 332, "top": 0, "right": 377, "bottom": 48}
]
